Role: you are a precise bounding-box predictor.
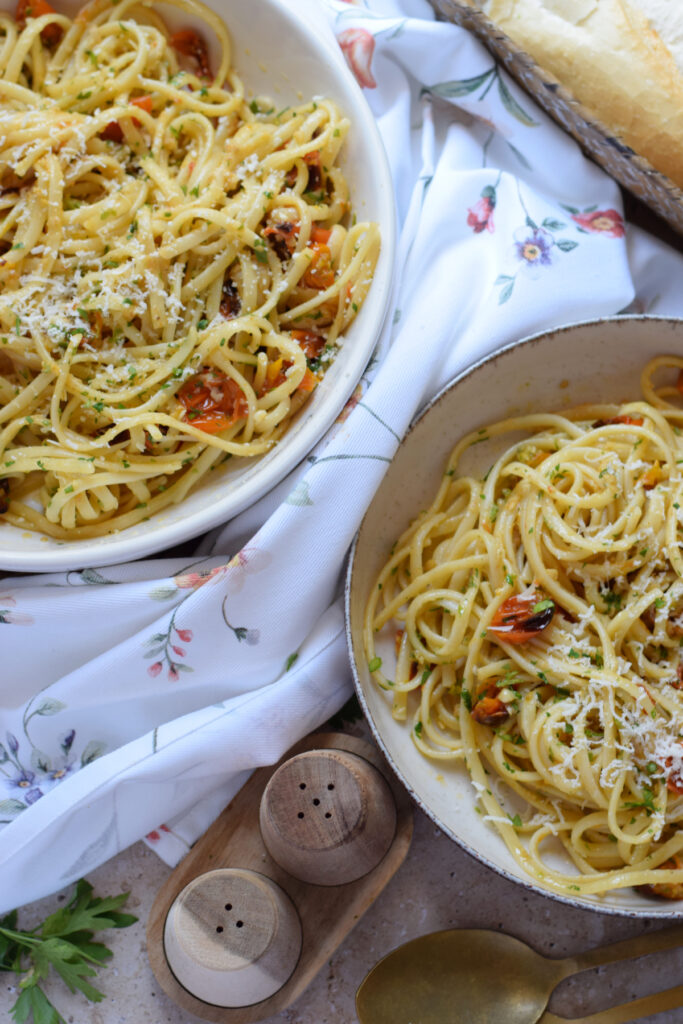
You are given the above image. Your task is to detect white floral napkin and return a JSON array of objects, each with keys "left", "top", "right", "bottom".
[{"left": 3, "top": 0, "right": 683, "bottom": 912}]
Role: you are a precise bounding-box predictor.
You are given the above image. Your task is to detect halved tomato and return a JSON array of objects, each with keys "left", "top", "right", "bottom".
[{"left": 178, "top": 369, "right": 248, "bottom": 433}]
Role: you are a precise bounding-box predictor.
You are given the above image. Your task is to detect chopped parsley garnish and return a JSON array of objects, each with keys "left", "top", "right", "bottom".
[
  {"left": 253, "top": 237, "right": 268, "bottom": 264},
  {"left": 601, "top": 588, "right": 622, "bottom": 613},
  {"left": 623, "top": 786, "right": 657, "bottom": 816}
]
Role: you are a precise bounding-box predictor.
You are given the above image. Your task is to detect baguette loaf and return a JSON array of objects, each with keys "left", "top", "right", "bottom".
[
  {"left": 629, "top": 0, "right": 683, "bottom": 73},
  {"left": 478, "top": 0, "right": 683, "bottom": 188}
]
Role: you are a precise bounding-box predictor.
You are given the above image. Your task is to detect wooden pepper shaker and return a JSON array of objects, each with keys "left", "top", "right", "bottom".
[
  {"left": 163, "top": 868, "right": 302, "bottom": 1007},
  {"left": 259, "top": 748, "right": 397, "bottom": 885}
]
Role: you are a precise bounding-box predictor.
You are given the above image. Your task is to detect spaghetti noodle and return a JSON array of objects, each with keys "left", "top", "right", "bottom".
[
  {"left": 0, "top": 0, "right": 379, "bottom": 538},
  {"left": 365, "top": 355, "right": 683, "bottom": 898}
]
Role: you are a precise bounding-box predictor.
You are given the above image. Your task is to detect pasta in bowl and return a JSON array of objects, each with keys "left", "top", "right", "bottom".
[
  {"left": 347, "top": 318, "right": 683, "bottom": 915},
  {"left": 0, "top": 0, "right": 393, "bottom": 569}
]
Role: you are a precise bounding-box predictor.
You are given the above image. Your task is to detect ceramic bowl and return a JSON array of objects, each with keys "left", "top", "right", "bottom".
[
  {"left": 0, "top": 0, "right": 395, "bottom": 572},
  {"left": 346, "top": 315, "right": 683, "bottom": 917}
]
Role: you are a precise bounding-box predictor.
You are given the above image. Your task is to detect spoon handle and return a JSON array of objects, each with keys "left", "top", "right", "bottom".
[
  {"left": 570, "top": 922, "right": 683, "bottom": 972},
  {"left": 539, "top": 980, "right": 683, "bottom": 1024}
]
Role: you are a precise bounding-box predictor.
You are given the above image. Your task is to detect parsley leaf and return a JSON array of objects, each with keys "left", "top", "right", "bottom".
[
  {"left": 12, "top": 986, "right": 63, "bottom": 1024},
  {"left": 0, "top": 879, "right": 136, "bottom": 1024}
]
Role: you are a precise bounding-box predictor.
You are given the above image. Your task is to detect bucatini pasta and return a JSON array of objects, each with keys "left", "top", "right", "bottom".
[{"left": 0, "top": 0, "right": 379, "bottom": 538}]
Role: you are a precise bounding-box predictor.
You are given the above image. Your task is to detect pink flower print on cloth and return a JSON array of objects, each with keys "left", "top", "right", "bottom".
[
  {"left": 173, "top": 549, "right": 271, "bottom": 593},
  {"left": 222, "top": 547, "right": 273, "bottom": 595},
  {"left": 467, "top": 186, "right": 496, "bottom": 234},
  {"left": 173, "top": 564, "right": 228, "bottom": 590},
  {"left": 571, "top": 208, "right": 625, "bottom": 238},
  {"left": 337, "top": 28, "right": 377, "bottom": 89},
  {"left": 0, "top": 595, "right": 33, "bottom": 625}
]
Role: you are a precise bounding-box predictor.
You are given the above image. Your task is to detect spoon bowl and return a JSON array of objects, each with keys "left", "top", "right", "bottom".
[
  {"left": 356, "top": 929, "right": 564, "bottom": 1024},
  {"left": 356, "top": 924, "right": 683, "bottom": 1024}
]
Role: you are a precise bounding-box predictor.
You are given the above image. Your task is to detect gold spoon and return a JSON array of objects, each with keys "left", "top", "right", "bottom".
[{"left": 356, "top": 925, "right": 683, "bottom": 1024}]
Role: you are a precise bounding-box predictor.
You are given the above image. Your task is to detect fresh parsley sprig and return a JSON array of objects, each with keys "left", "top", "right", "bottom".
[{"left": 0, "top": 878, "right": 137, "bottom": 1024}]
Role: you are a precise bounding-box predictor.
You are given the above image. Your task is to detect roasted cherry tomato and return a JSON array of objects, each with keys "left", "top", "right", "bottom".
[
  {"left": 258, "top": 357, "right": 318, "bottom": 397},
  {"left": 16, "top": 0, "right": 62, "bottom": 44},
  {"left": 664, "top": 752, "right": 683, "bottom": 795},
  {"left": 291, "top": 328, "right": 325, "bottom": 361},
  {"left": 170, "top": 29, "right": 211, "bottom": 78},
  {"left": 100, "top": 95, "right": 153, "bottom": 143},
  {"left": 303, "top": 149, "right": 323, "bottom": 191},
  {"left": 260, "top": 358, "right": 288, "bottom": 394},
  {"left": 641, "top": 461, "right": 663, "bottom": 489},
  {"left": 638, "top": 855, "right": 683, "bottom": 900},
  {"left": 178, "top": 368, "right": 247, "bottom": 433},
  {"left": 0, "top": 478, "right": 9, "bottom": 515},
  {"left": 592, "top": 414, "right": 644, "bottom": 428},
  {"left": 303, "top": 242, "right": 335, "bottom": 290},
  {"left": 310, "top": 225, "right": 331, "bottom": 245},
  {"left": 488, "top": 592, "right": 555, "bottom": 645},
  {"left": 263, "top": 221, "right": 299, "bottom": 261},
  {"left": 471, "top": 693, "right": 510, "bottom": 726},
  {"left": 220, "top": 276, "right": 241, "bottom": 319}
]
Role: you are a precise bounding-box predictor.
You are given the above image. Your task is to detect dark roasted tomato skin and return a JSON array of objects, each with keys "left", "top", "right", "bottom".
[
  {"left": 488, "top": 592, "right": 555, "bottom": 644},
  {"left": 471, "top": 694, "right": 510, "bottom": 726},
  {"left": 264, "top": 221, "right": 299, "bottom": 261},
  {"left": 220, "top": 276, "right": 241, "bottom": 318}
]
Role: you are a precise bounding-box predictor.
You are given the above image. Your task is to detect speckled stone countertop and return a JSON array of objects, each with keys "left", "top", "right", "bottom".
[{"left": 3, "top": 730, "right": 683, "bottom": 1024}]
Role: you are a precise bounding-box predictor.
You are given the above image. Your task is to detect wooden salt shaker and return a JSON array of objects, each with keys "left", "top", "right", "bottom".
[
  {"left": 163, "top": 868, "right": 302, "bottom": 1007},
  {"left": 259, "top": 748, "right": 397, "bottom": 885}
]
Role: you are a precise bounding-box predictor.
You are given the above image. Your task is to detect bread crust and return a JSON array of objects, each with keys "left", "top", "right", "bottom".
[{"left": 482, "top": 0, "right": 683, "bottom": 188}]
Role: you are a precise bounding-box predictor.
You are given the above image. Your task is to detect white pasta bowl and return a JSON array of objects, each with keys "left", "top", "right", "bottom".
[
  {"left": 346, "top": 315, "right": 683, "bottom": 917},
  {"left": 0, "top": 0, "right": 395, "bottom": 572}
]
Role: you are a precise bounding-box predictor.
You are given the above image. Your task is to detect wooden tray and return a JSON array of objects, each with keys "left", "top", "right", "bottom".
[{"left": 146, "top": 732, "right": 414, "bottom": 1022}]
